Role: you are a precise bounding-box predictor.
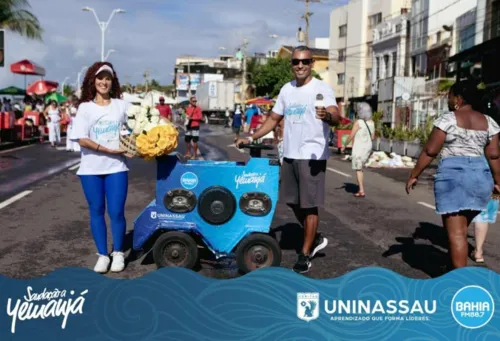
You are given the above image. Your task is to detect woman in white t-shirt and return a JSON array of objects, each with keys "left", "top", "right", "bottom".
[
  {"left": 71, "top": 62, "right": 132, "bottom": 274},
  {"left": 44, "top": 100, "right": 61, "bottom": 148}
]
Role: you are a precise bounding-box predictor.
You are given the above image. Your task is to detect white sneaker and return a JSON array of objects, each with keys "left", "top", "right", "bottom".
[
  {"left": 94, "top": 254, "right": 110, "bottom": 273},
  {"left": 110, "top": 251, "right": 125, "bottom": 272}
]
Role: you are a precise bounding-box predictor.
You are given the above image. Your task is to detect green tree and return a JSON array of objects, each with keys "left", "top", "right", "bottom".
[
  {"left": 252, "top": 57, "right": 322, "bottom": 97},
  {"left": 0, "top": 0, "right": 43, "bottom": 40},
  {"left": 63, "top": 84, "right": 73, "bottom": 97}
]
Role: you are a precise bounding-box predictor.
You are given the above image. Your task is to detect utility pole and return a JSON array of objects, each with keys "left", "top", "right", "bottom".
[
  {"left": 143, "top": 69, "right": 150, "bottom": 94},
  {"left": 343, "top": 10, "right": 348, "bottom": 116},
  {"left": 239, "top": 38, "right": 249, "bottom": 109},
  {"left": 187, "top": 55, "right": 191, "bottom": 97},
  {"left": 297, "top": 0, "right": 321, "bottom": 47}
]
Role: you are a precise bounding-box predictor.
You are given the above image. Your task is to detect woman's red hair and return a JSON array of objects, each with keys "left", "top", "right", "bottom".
[{"left": 78, "top": 61, "right": 122, "bottom": 106}]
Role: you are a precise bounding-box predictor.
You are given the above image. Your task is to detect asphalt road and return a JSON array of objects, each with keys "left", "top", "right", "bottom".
[{"left": 0, "top": 124, "right": 498, "bottom": 280}]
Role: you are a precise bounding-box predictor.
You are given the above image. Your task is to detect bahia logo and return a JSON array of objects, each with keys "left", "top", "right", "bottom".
[
  {"left": 297, "top": 293, "right": 320, "bottom": 322},
  {"left": 451, "top": 285, "right": 495, "bottom": 329},
  {"left": 150, "top": 211, "right": 157, "bottom": 219},
  {"left": 180, "top": 172, "right": 198, "bottom": 190}
]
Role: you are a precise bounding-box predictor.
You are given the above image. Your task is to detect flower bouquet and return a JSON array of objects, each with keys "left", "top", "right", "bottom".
[{"left": 119, "top": 104, "right": 179, "bottom": 160}]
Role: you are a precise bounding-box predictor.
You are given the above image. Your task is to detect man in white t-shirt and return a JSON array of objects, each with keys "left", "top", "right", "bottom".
[{"left": 237, "top": 46, "right": 341, "bottom": 273}]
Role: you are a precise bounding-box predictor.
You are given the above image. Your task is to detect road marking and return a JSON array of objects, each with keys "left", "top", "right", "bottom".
[
  {"left": 327, "top": 167, "right": 351, "bottom": 178},
  {"left": 0, "top": 190, "right": 33, "bottom": 210},
  {"left": 69, "top": 163, "right": 81, "bottom": 171},
  {"left": 418, "top": 202, "right": 436, "bottom": 210},
  {"left": 0, "top": 145, "right": 35, "bottom": 154}
]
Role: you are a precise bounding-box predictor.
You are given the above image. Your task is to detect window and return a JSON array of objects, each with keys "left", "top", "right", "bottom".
[
  {"left": 376, "top": 57, "right": 380, "bottom": 79},
  {"left": 366, "top": 42, "right": 372, "bottom": 57},
  {"left": 337, "top": 73, "right": 345, "bottom": 85},
  {"left": 338, "top": 49, "right": 346, "bottom": 62},
  {"left": 339, "top": 24, "right": 347, "bottom": 37},
  {"left": 436, "top": 31, "right": 441, "bottom": 44},
  {"left": 384, "top": 55, "right": 389, "bottom": 77},
  {"left": 392, "top": 52, "right": 397, "bottom": 76},
  {"left": 492, "top": 0, "right": 500, "bottom": 39},
  {"left": 366, "top": 68, "right": 372, "bottom": 81},
  {"left": 368, "top": 13, "right": 382, "bottom": 28},
  {"left": 396, "top": 24, "right": 402, "bottom": 33}
]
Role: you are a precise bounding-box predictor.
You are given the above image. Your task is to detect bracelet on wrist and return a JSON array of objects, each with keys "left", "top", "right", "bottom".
[{"left": 96, "top": 144, "right": 100, "bottom": 152}]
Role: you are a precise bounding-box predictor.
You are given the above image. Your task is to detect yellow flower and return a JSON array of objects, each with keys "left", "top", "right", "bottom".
[
  {"left": 157, "top": 138, "right": 168, "bottom": 150},
  {"left": 147, "top": 131, "right": 159, "bottom": 144}
]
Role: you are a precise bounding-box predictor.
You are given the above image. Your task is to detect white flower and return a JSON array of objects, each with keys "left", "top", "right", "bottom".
[
  {"left": 140, "top": 107, "right": 148, "bottom": 116},
  {"left": 150, "top": 116, "right": 160, "bottom": 124},
  {"left": 150, "top": 108, "right": 160, "bottom": 117},
  {"left": 144, "top": 122, "right": 157, "bottom": 131},
  {"left": 127, "top": 119, "right": 136, "bottom": 129},
  {"left": 127, "top": 105, "right": 141, "bottom": 118}
]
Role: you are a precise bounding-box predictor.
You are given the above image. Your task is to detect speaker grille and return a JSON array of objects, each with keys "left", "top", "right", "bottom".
[
  {"left": 239, "top": 192, "right": 272, "bottom": 216},
  {"left": 197, "top": 186, "right": 236, "bottom": 225},
  {"left": 163, "top": 189, "right": 197, "bottom": 213}
]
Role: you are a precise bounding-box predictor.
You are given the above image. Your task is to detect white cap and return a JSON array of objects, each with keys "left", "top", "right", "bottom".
[{"left": 95, "top": 65, "right": 114, "bottom": 76}]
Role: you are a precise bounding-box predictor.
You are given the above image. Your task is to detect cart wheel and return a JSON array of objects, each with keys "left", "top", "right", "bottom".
[
  {"left": 152, "top": 231, "right": 198, "bottom": 269},
  {"left": 235, "top": 234, "right": 281, "bottom": 274}
]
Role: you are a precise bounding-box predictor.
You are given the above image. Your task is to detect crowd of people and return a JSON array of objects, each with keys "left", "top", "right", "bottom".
[{"left": 20, "top": 45, "right": 497, "bottom": 276}]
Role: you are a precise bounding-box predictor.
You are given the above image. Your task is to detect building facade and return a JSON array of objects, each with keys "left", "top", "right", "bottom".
[
  {"left": 328, "top": 0, "right": 412, "bottom": 106},
  {"left": 409, "top": 0, "right": 478, "bottom": 78},
  {"left": 371, "top": 12, "right": 411, "bottom": 94},
  {"left": 173, "top": 55, "right": 242, "bottom": 102}
]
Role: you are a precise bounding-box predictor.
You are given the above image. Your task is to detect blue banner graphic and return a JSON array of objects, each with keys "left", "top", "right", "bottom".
[{"left": 0, "top": 267, "right": 498, "bottom": 340}]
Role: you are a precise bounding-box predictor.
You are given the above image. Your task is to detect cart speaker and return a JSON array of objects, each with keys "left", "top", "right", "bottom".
[
  {"left": 164, "top": 189, "right": 197, "bottom": 213},
  {"left": 198, "top": 186, "right": 236, "bottom": 225},
  {"left": 239, "top": 192, "right": 272, "bottom": 216}
]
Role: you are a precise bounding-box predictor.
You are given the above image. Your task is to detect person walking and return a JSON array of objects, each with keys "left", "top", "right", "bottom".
[
  {"left": 184, "top": 96, "right": 203, "bottom": 159},
  {"left": 156, "top": 96, "right": 172, "bottom": 122},
  {"left": 66, "top": 101, "right": 81, "bottom": 152},
  {"left": 231, "top": 105, "right": 243, "bottom": 142},
  {"left": 406, "top": 80, "right": 500, "bottom": 270},
  {"left": 237, "top": 46, "right": 341, "bottom": 273},
  {"left": 341, "top": 102, "right": 375, "bottom": 197},
  {"left": 471, "top": 193, "right": 499, "bottom": 263},
  {"left": 44, "top": 100, "right": 61, "bottom": 148},
  {"left": 70, "top": 61, "right": 132, "bottom": 274}
]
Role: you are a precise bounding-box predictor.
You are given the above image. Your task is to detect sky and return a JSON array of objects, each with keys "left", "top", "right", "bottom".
[{"left": 0, "top": 0, "right": 348, "bottom": 90}]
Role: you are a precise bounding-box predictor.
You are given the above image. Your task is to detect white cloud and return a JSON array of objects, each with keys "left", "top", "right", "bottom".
[{"left": 0, "top": 0, "right": 340, "bottom": 89}]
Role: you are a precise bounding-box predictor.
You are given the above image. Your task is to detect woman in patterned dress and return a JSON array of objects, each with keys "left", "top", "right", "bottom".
[{"left": 341, "top": 102, "right": 375, "bottom": 198}]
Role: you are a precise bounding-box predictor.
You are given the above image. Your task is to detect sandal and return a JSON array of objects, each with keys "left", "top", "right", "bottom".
[
  {"left": 354, "top": 192, "right": 365, "bottom": 198},
  {"left": 471, "top": 250, "right": 485, "bottom": 263}
]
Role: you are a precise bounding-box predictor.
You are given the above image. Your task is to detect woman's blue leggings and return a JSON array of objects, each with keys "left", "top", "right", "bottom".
[{"left": 79, "top": 171, "right": 128, "bottom": 255}]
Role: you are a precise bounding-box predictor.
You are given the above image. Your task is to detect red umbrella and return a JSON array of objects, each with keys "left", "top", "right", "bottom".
[
  {"left": 26, "top": 80, "right": 58, "bottom": 96},
  {"left": 10, "top": 59, "right": 46, "bottom": 76},
  {"left": 10, "top": 59, "right": 46, "bottom": 89},
  {"left": 246, "top": 97, "right": 274, "bottom": 106}
]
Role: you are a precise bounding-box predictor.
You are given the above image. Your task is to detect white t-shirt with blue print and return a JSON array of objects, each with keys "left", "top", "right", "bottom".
[
  {"left": 71, "top": 99, "right": 131, "bottom": 176},
  {"left": 272, "top": 77, "right": 337, "bottom": 160}
]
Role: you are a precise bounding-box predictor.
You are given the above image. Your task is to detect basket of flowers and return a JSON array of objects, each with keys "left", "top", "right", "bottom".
[{"left": 120, "top": 104, "right": 179, "bottom": 160}]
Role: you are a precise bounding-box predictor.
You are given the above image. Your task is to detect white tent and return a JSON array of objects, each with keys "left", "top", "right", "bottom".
[
  {"left": 141, "top": 90, "right": 175, "bottom": 106},
  {"left": 122, "top": 92, "right": 142, "bottom": 104}
]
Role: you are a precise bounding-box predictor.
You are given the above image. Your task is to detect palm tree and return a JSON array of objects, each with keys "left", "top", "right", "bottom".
[{"left": 0, "top": 0, "right": 43, "bottom": 41}]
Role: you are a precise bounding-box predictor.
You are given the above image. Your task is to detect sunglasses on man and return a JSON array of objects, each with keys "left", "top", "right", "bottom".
[{"left": 291, "top": 58, "right": 313, "bottom": 66}]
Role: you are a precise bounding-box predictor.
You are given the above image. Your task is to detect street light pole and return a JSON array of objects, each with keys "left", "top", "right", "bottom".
[
  {"left": 77, "top": 66, "right": 88, "bottom": 95},
  {"left": 82, "top": 7, "right": 125, "bottom": 61},
  {"left": 60, "top": 77, "right": 69, "bottom": 94},
  {"left": 104, "top": 49, "right": 116, "bottom": 61}
]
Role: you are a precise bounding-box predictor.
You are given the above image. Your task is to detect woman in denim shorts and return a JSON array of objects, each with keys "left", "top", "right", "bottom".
[{"left": 406, "top": 80, "right": 500, "bottom": 269}]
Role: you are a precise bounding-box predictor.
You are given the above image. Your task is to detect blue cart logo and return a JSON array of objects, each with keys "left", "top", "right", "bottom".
[{"left": 181, "top": 172, "right": 198, "bottom": 189}]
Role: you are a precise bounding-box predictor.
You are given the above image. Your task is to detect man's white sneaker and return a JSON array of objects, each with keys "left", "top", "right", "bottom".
[
  {"left": 110, "top": 251, "right": 125, "bottom": 272},
  {"left": 94, "top": 254, "right": 110, "bottom": 273}
]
